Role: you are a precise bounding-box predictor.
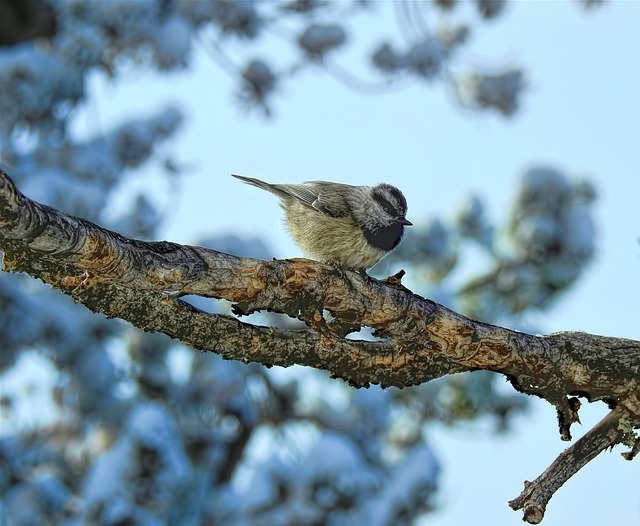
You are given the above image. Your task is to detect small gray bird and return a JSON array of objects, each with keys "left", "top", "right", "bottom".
[{"left": 232, "top": 174, "right": 412, "bottom": 271}]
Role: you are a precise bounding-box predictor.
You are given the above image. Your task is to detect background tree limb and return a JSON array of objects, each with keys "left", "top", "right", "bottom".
[{"left": 1, "top": 168, "right": 638, "bottom": 523}]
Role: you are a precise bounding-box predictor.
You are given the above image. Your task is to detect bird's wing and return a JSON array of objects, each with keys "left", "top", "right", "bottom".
[
  {"left": 277, "top": 184, "right": 319, "bottom": 208},
  {"left": 277, "top": 183, "right": 350, "bottom": 218},
  {"left": 310, "top": 182, "right": 354, "bottom": 218},
  {"left": 233, "top": 175, "right": 353, "bottom": 218}
]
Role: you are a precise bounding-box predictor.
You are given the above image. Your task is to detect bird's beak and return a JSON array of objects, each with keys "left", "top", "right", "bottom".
[{"left": 400, "top": 218, "right": 413, "bottom": 226}]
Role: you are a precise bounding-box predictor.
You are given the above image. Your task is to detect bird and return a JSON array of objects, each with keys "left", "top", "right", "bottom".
[{"left": 232, "top": 174, "right": 412, "bottom": 271}]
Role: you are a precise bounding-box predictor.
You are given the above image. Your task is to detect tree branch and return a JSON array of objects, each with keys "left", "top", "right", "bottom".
[
  {"left": 1, "top": 168, "right": 638, "bottom": 522},
  {"left": 509, "top": 409, "right": 630, "bottom": 523}
]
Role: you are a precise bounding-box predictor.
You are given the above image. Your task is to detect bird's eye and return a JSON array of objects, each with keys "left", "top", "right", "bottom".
[
  {"left": 378, "top": 199, "right": 396, "bottom": 216},
  {"left": 373, "top": 192, "right": 400, "bottom": 217}
]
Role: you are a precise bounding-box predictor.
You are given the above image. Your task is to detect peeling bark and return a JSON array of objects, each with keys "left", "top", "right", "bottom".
[{"left": 1, "top": 169, "right": 638, "bottom": 523}]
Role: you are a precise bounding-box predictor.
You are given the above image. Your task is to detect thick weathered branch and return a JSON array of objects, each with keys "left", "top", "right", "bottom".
[{"left": 1, "top": 169, "right": 638, "bottom": 522}]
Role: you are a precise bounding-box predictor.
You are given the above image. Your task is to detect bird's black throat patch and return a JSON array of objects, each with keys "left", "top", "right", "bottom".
[{"left": 363, "top": 223, "right": 405, "bottom": 251}]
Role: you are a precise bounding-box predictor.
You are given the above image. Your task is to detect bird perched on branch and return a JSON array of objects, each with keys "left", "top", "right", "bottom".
[{"left": 232, "top": 174, "right": 411, "bottom": 272}]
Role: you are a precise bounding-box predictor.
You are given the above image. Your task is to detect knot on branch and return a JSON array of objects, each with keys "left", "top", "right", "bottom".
[{"left": 556, "top": 396, "right": 581, "bottom": 441}]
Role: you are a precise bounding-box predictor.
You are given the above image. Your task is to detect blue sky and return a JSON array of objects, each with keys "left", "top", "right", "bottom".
[{"left": 71, "top": 1, "right": 639, "bottom": 524}]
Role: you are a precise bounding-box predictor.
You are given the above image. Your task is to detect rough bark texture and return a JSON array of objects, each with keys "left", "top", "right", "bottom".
[{"left": 1, "top": 169, "right": 638, "bottom": 523}]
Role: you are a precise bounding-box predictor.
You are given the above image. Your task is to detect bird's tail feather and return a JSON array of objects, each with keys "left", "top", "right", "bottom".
[{"left": 231, "top": 174, "right": 289, "bottom": 200}]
